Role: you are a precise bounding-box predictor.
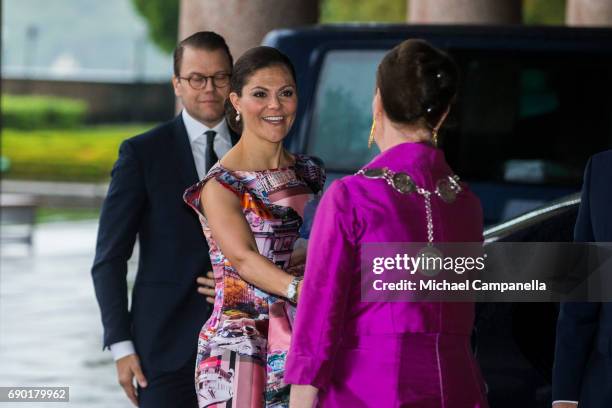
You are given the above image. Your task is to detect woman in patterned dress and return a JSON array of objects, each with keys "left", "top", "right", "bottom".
[{"left": 183, "top": 46, "right": 324, "bottom": 408}]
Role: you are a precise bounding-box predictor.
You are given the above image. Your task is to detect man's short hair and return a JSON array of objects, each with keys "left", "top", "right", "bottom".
[{"left": 173, "top": 31, "right": 233, "bottom": 76}]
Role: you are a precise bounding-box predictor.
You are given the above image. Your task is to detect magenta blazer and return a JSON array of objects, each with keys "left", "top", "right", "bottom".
[{"left": 284, "top": 142, "right": 489, "bottom": 407}]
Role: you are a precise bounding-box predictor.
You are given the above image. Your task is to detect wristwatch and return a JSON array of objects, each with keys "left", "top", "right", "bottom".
[{"left": 286, "top": 276, "right": 303, "bottom": 304}]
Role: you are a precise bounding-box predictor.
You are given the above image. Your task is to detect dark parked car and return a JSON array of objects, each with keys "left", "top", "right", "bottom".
[
  {"left": 263, "top": 24, "right": 612, "bottom": 407},
  {"left": 264, "top": 24, "right": 612, "bottom": 225},
  {"left": 478, "top": 194, "right": 580, "bottom": 407}
]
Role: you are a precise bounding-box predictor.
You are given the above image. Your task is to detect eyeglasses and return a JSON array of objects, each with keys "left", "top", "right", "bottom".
[{"left": 178, "top": 73, "right": 230, "bottom": 90}]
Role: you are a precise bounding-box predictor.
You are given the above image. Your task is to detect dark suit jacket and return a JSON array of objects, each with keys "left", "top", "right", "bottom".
[
  {"left": 92, "top": 114, "right": 239, "bottom": 372},
  {"left": 552, "top": 150, "right": 612, "bottom": 407}
]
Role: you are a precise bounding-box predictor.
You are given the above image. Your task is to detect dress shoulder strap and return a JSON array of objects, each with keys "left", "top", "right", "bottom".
[{"left": 183, "top": 163, "right": 246, "bottom": 220}]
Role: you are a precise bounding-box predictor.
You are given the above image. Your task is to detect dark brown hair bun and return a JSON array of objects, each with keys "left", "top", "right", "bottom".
[{"left": 376, "top": 39, "right": 458, "bottom": 128}]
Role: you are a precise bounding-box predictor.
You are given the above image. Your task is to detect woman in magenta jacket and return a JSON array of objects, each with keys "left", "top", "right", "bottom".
[{"left": 285, "top": 39, "right": 489, "bottom": 407}]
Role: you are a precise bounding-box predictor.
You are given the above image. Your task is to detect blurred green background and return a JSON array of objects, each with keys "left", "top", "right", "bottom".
[
  {"left": 0, "top": 0, "right": 567, "bottom": 186},
  {"left": 320, "top": 0, "right": 566, "bottom": 24}
]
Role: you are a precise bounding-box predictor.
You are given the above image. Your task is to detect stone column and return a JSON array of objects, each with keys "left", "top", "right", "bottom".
[
  {"left": 179, "top": 0, "right": 319, "bottom": 59},
  {"left": 567, "top": 0, "right": 612, "bottom": 26},
  {"left": 408, "top": 0, "right": 521, "bottom": 24}
]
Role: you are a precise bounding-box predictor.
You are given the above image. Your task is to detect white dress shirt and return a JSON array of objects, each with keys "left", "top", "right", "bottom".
[
  {"left": 182, "top": 109, "right": 233, "bottom": 180},
  {"left": 109, "top": 110, "right": 233, "bottom": 362}
]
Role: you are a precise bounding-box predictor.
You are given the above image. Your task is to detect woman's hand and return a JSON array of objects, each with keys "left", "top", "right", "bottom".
[
  {"left": 289, "top": 384, "right": 318, "bottom": 408},
  {"left": 196, "top": 271, "right": 216, "bottom": 304},
  {"left": 287, "top": 245, "right": 307, "bottom": 276},
  {"left": 288, "top": 246, "right": 306, "bottom": 268},
  {"left": 296, "top": 279, "right": 304, "bottom": 304}
]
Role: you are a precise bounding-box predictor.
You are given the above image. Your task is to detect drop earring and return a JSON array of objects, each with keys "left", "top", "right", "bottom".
[
  {"left": 235, "top": 111, "right": 241, "bottom": 122},
  {"left": 368, "top": 119, "right": 376, "bottom": 149},
  {"left": 431, "top": 106, "right": 450, "bottom": 147}
]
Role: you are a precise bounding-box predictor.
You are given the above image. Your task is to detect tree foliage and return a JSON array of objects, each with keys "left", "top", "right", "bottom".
[
  {"left": 320, "top": 0, "right": 407, "bottom": 23},
  {"left": 523, "top": 0, "right": 566, "bottom": 25},
  {"left": 321, "top": 0, "right": 566, "bottom": 24},
  {"left": 131, "top": 0, "right": 179, "bottom": 54},
  {"left": 134, "top": 0, "right": 566, "bottom": 53}
]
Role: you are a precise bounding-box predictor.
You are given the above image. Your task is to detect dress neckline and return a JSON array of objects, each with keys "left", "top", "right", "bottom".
[{"left": 217, "top": 154, "right": 300, "bottom": 174}]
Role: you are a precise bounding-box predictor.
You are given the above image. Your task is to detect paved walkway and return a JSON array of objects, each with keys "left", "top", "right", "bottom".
[
  {"left": 0, "top": 220, "right": 134, "bottom": 407},
  {"left": 1, "top": 180, "right": 109, "bottom": 207}
]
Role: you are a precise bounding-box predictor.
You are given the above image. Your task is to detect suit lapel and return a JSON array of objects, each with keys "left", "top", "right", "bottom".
[
  {"left": 170, "top": 115, "right": 239, "bottom": 187},
  {"left": 170, "top": 115, "right": 200, "bottom": 186}
]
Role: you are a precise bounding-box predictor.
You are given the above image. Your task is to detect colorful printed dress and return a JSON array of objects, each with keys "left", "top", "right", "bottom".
[{"left": 183, "top": 154, "right": 325, "bottom": 408}]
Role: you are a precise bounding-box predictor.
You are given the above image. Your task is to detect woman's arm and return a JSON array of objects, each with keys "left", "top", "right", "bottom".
[
  {"left": 200, "top": 178, "right": 294, "bottom": 297},
  {"left": 284, "top": 180, "right": 358, "bottom": 393}
]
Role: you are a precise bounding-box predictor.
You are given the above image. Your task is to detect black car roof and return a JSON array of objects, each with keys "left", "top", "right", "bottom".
[{"left": 265, "top": 24, "right": 612, "bottom": 53}]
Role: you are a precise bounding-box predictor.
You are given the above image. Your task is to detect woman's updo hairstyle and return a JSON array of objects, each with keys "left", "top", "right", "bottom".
[
  {"left": 376, "top": 39, "right": 458, "bottom": 129},
  {"left": 225, "top": 46, "right": 297, "bottom": 134}
]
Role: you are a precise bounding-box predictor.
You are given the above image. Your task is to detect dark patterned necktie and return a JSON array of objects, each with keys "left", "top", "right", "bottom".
[{"left": 204, "top": 130, "right": 218, "bottom": 173}]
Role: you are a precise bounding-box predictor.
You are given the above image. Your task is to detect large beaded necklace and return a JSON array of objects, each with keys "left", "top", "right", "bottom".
[{"left": 356, "top": 167, "right": 462, "bottom": 244}]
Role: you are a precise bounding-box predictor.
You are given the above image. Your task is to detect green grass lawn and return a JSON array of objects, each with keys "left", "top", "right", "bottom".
[
  {"left": 1, "top": 124, "right": 153, "bottom": 182},
  {"left": 36, "top": 207, "right": 101, "bottom": 224}
]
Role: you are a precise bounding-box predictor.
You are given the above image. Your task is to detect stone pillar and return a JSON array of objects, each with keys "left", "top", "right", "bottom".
[
  {"left": 567, "top": 0, "right": 612, "bottom": 27},
  {"left": 179, "top": 0, "right": 319, "bottom": 59},
  {"left": 408, "top": 0, "right": 521, "bottom": 24}
]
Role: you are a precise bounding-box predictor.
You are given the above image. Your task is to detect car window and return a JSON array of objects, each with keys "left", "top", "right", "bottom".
[
  {"left": 308, "top": 48, "right": 612, "bottom": 188},
  {"left": 448, "top": 50, "right": 612, "bottom": 187},
  {"left": 307, "top": 50, "right": 384, "bottom": 171}
]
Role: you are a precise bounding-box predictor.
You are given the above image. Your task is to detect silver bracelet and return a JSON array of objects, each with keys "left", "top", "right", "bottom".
[{"left": 286, "top": 276, "right": 303, "bottom": 304}]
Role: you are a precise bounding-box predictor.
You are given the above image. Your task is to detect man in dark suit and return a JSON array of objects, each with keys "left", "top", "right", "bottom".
[
  {"left": 553, "top": 150, "right": 612, "bottom": 408},
  {"left": 92, "top": 32, "right": 238, "bottom": 407}
]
